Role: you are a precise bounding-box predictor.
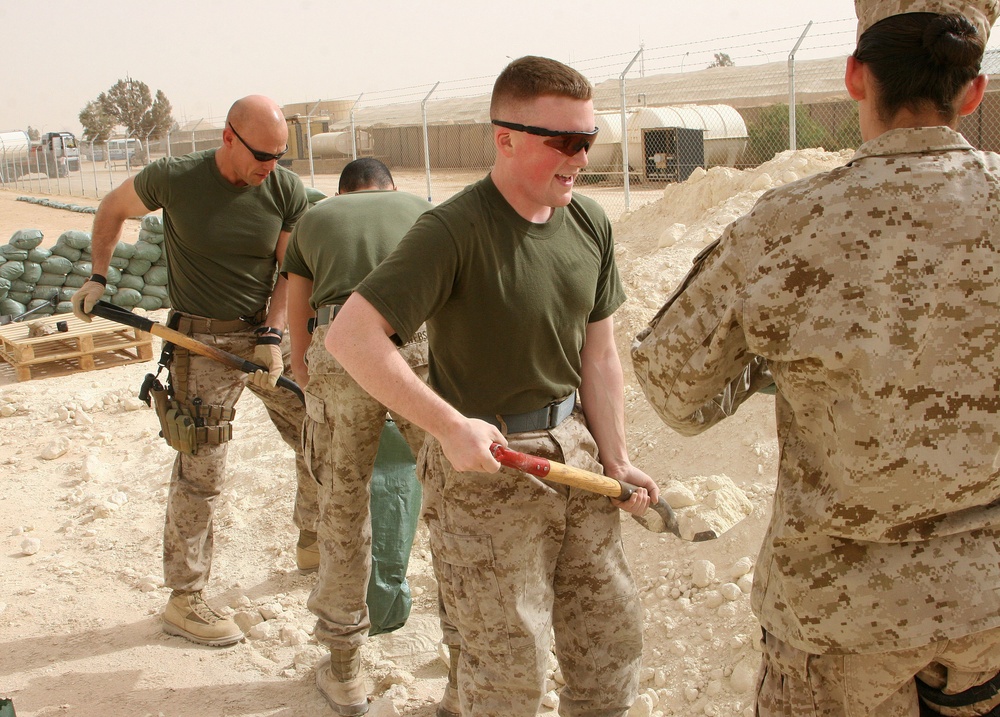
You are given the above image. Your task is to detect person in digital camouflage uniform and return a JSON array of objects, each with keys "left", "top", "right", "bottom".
[
  {"left": 280, "top": 158, "right": 443, "bottom": 716},
  {"left": 325, "top": 56, "right": 658, "bottom": 717},
  {"left": 632, "top": 2, "right": 1000, "bottom": 716},
  {"left": 71, "top": 95, "right": 319, "bottom": 647}
]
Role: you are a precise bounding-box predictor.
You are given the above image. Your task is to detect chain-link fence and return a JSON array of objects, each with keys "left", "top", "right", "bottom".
[{"left": 7, "top": 18, "right": 1000, "bottom": 219}]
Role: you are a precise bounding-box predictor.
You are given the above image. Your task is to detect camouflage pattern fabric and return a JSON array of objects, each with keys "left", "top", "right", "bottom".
[
  {"left": 162, "top": 328, "right": 317, "bottom": 591},
  {"left": 302, "top": 325, "right": 428, "bottom": 649},
  {"left": 420, "top": 410, "right": 642, "bottom": 717},
  {"left": 632, "top": 127, "right": 1000, "bottom": 654},
  {"left": 756, "top": 626, "right": 1000, "bottom": 717},
  {"left": 854, "top": 0, "right": 999, "bottom": 41}
]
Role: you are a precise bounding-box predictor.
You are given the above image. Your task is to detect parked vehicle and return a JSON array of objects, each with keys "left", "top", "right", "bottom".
[
  {"left": 106, "top": 138, "right": 146, "bottom": 166},
  {"left": 32, "top": 132, "right": 81, "bottom": 178}
]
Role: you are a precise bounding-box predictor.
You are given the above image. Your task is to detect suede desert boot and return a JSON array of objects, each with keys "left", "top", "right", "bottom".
[
  {"left": 296, "top": 529, "right": 320, "bottom": 573},
  {"left": 161, "top": 590, "right": 244, "bottom": 646},
  {"left": 316, "top": 649, "right": 369, "bottom": 715}
]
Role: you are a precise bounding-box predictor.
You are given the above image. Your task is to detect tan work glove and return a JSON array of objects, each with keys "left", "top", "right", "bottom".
[
  {"left": 250, "top": 328, "right": 283, "bottom": 389},
  {"left": 70, "top": 277, "right": 107, "bottom": 322}
]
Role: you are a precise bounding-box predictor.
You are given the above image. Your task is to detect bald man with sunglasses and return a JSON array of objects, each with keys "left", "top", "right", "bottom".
[
  {"left": 71, "top": 95, "right": 319, "bottom": 648},
  {"left": 326, "top": 56, "right": 657, "bottom": 717}
]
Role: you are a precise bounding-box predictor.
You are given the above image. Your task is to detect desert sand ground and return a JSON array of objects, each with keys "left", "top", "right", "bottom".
[{"left": 0, "top": 150, "right": 846, "bottom": 716}]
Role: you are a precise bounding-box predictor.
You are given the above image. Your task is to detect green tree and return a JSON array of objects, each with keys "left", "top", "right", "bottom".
[
  {"left": 743, "top": 103, "right": 828, "bottom": 166},
  {"left": 91, "top": 77, "right": 174, "bottom": 140},
  {"left": 708, "top": 52, "right": 735, "bottom": 68},
  {"left": 78, "top": 100, "right": 116, "bottom": 142}
]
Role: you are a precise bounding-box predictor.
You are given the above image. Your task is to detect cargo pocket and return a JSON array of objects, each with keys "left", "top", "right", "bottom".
[
  {"left": 580, "top": 591, "right": 643, "bottom": 680},
  {"left": 301, "top": 390, "right": 329, "bottom": 485},
  {"left": 429, "top": 527, "right": 519, "bottom": 654}
]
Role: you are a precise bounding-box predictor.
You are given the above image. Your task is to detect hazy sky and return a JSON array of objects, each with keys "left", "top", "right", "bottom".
[{"left": 1, "top": 0, "right": 968, "bottom": 136}]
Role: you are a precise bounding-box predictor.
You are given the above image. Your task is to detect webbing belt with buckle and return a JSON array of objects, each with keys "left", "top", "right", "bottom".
[
  {"left": 170, "top": 307, "right": 267, "bottom": 335},
  {"left": 473, "top": 394, "right": 576, "bottom": 434},
  {"left": 307, "top": 303, "right": 344, "bottom": 334}
]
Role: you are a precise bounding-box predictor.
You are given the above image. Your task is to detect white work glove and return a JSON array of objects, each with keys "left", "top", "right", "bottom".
[
  {"left": 70, "top": 277, "right": 107, "bottom": 322},
  {"left": 250, "top": 328, "right": 283, "bottom": 389}
]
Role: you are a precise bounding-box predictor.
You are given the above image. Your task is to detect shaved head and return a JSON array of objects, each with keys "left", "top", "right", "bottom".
[{"left": 227, "top": 95, "right": 286, "bottom": 133}]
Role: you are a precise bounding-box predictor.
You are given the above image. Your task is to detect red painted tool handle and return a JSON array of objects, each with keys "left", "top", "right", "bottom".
[{"left": 491, "top": 443, "right": 551, "bottom": 478}]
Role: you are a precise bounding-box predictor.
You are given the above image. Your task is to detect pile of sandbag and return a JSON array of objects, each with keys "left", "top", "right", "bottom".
[{"left": 0, "top": 216, "right": 169, "bottom": 318}]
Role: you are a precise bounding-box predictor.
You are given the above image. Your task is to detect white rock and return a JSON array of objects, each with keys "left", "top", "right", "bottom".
[
  {"left": 737, "top": 575, "right": 754, "bottom": 594},
  {"left": 691, "top": 560, "right": 716, "bottom": 588},
  {"left": 684, "top": 686, "right": 700, "bottom": 702},
  {"left": 123, "top": 397, "right": 146, "bottom": 412},
  {"left": 704, "top": 591, "right": 724, "bottom": 608},
  {"left": 367, "top": 699, "right": 401, "bottom": 717},
  {"left": 628, "top": 694, "right": 654, "bottom": 717},
  {"left": 669, "top": 640, "right": 687, "bottom": 656},
  {"left": 730, "top": 658, "right": 759, "bottom": 693},
  {"left": 40, "top": 437, "right": 71, "bottom": 460},
  {"left": 378, "top": 669, "right": 414, "bottom": 689},
  {"left": 0, "top": 404, "right": 15, "bottom": 417},
  {"left": 74, "top": 410, "right": 94, "bottom": 426},
  {"left": 138, "top": 575, "right": 161, "bottom": 592},
  {"left": 720, "top": 583, "right": 743, "bottom": 601},
  {"left": 108, "top": 491, "right": 129, "bottom": 506},
  {"left": 541, "top": 691, "right": 560, "bottom": 709},
  {"left": 663, "top": 482, "right": 698, "bottom": 508},
  {"left": 730, "top": 557, "right": 754, "bottom": 578},
  {"left": 21, "top": 537, "right": 41, "bottom": 555},
  {"left": 259, "top": 602, "right": 283, "bottom": 620},
  {"left": 658, "top": 223, "right": 687, "bottom": 249},
  {"left": 248, "top": 622, "right": 276, "bottom": 640}
]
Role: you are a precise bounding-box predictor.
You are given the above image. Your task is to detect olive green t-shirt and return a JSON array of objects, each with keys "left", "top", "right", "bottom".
[
  {"left": 133, "top": 149, "right": 308, "bottom": 319},
  {"left": 356, "top": 174, "right": 625, "bottom": 416},
  {"left": 281, "top": 189, "right": 432, "bottom": 309}
]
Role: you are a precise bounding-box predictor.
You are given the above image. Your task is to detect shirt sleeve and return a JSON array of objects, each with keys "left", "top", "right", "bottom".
[
  {"left": 281, "top": 174, "right": 310, "bottom": 233},
  {"left": 630, "top": 217, "right": 761, "bottom": 436},
  {"left": 132, "top": 159, "right": 169, "bottom": 212},
  {"left": 280, "top": 226, "right": 311, "bottom": 280}
]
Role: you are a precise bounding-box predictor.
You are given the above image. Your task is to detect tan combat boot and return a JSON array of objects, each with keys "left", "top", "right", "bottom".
[
  {"left": 316, "top": 648, "right": 369, "bottom": 716},
  {"left": 296, "top": 529, "right": 320, "bottom": 573},
  {"left": 437, "top": 643, "right": 461, "bottom": 717},
  {"left": 161, "top": 590, "right": 244, "bottom": 647}
]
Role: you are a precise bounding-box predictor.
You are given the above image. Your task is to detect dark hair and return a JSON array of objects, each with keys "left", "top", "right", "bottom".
[
  {"left": 490, "top": 56, "right": 592, "bottom": 119},
  {"left": 854, "top": 12, "right": 985, "bottom": 122},
  {"left": 338, "top": 157, "right": 394, "bottom": 194}
]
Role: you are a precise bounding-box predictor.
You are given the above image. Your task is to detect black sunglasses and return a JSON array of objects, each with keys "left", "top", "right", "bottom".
[
  {"left": 228, "top": 123, "right": 288, "bottom": 162},
  {"left": 491, "top": 119, "right": 599, "bottom": 157}
]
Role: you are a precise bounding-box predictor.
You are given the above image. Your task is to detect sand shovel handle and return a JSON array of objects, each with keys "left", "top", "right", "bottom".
[
  {"left": 90, "top": 301, "right": 304, "bottom": 404},
  {"left": 490, "top": 443, "right": 638, "bottom": 501}
]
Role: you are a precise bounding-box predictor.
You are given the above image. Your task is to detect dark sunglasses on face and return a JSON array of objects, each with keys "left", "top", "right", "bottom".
[
  {"left": 228, "top": 123, "right": 288, "bottom": 162},
  {"left": 491, "top": 120, "right": 600, "bottom": 157}
]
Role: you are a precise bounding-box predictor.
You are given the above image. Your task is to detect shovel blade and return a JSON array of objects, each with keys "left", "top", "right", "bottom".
[{"left": 631, "top": 497, "right": 718, "bottom": 541}]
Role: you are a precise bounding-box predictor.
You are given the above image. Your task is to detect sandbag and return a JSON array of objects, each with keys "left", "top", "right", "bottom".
[
  {"left": 136, "top": 295, "right": 162, "bottom": 311},
  {"left": 36, "top": 272, "right": 67, "bottom": 287},
  {"left": 0, "top": 299, "right": 26, "bottom": 316},
  {"left": 144, "top": 266, "right": 168, "bottom": 286},
  {"left": 105, "top": 266, "right": 122, "bottom": 285},
  {"left": 0, "top": 246, "right": 29, "bottom": 261},
  {"left": 0, "top": 262, "right": 24, "bottom": 281},
  {"left": 142, "top": 284, "right": 169, "bottom": 300},
  {"left": 20, "top": 261, "right": 42, "bottom": 284},
  {"left": 110, "top": 256, "right": 130, "bottom": 270},
  {"left": 59, "top": 287, "right": 77, "bottom": 302},
  {"left": 50, "top": 243, "right": 83, "bottom": 262},
  {"left": 58, "top": 230, "right": 91, "bottom": 250},
  {"left": 42, "top": 255, "right": 73, "bottom": 276},
  {"left": 71, "top": 261, "right": 93, "bottom": 277},
  {"left": 27, "top": 247, "right": 52, "bottom": 263},
  {"left": 32, "top": 286, "right": 59, "bottom": 301},
  {"left": 118, "top": 274, "right": 145, "bottom": 291},
  {"left": 367, "top": 419, "right": 422, "bottom": 637},
  {"left": 9, "top": 229, "right": 44, "bottom": 250},
  {"left": 125, "top": 258, "right": 152, "bottom": 276},
  {"left": 101, "top": 285, "right": 117, "bottom": 297},
  {"left": 26, "top": 298, "right": 55, "bottom": 314},
  {"left": 140, "top": 214, "right": 163, "bottom": 233},
  {"left": 137, "top": 228, "right": 163, "bottom": 245},
  {"left": 8, "top": 280, "right": 33, "bottom": 294},
  {"left": 63, "top": 274, "right": 87, "bottom": 288},
  {"left": 132, "top": 241, "right": 161, "bottom": 263},
  {"left": 7, "top": 292, "right": 32, "bottom": 306},
  {"left": 112, "top": 241, "right": 136, "bottom": 259},
  {"left": 110, "top": 288, "right": 142, "bottom": 307},
  {"left": 56, "top": 301, "right": 73, "bottom": 314}
]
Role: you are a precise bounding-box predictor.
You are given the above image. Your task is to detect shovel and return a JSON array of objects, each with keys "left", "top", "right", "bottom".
[
  {"left": 88, "top": 300, "right": 304, "bottom": 404},
  {"left": 490, "top": 443, "right": 719, "bottom": 541},
  {"left": 0, "top": 295, "right": 58, "bottom": 325}
]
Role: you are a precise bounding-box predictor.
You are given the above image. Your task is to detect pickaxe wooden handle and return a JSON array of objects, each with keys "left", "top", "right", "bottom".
[
  {"left": 490, "top": 443, "right": 716, "bottom": 541},
  {"left": 89, "top": 300, "right": 304, "bottom": 404}
]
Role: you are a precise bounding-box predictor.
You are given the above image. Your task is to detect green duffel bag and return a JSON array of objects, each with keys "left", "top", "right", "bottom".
[
  {"left": 0, "top": 299, "right": 26, "bottom": 317},
  {"left": 28, "top": 247, "right": 52, "bottom": 263},
  {"left": 0, "top": 261, "right": 24, "bottom": 281},
  {"left": 125, "top": 258, "right": 152, "bottom": 276},
  {"left": 58, "top": 230, "right": 91, "bottom": 250},
  {"left": 8, "top": 229, "right": 44, "bottom": 250},
  {"left": 42, "top": 255, "right": 73, "bottom": 276},
  {"left": 36, "top": 272, "right": 67, "bottom": 287},
  {"left": 118, "top": 274, "right": 145, "bottom": 291},
  {"left": 367, "top": 419, "right": 423, "bottom": 637},
  {"left": 110, "top": 288, "right": 142, "bottom": 307}
]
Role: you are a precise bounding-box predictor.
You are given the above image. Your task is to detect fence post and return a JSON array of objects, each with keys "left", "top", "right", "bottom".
[
  {"left": 306, "top": 99, "right": 322, "bottom": 188},
  {"left": 90, "top": 140, "right": 100, "bottom": 198},
  {"left": 350, "top": 93, "right": 363, "bottom": 160},
  {"left": 191, "top": 118, "right": 203, "bottom": 153},
  {"left": 788, "top": 21, "right": 813, "bottom": 151},
  {"left": 620, "top": 47, "right": 643, "bottom": 214},
  {"left": 421, "top": 82, "right": 440, "bottom": 202},
  {"left": 167, "top": 129, "right": 172, "bottom": 158}
]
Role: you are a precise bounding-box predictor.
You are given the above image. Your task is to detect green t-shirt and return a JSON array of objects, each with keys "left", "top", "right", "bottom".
[
  {"left": 356, "top": 174, "right": 625, "bottom": 416},
  {"left": 281, "top": 189, "right": 432, "bottom": 309},
  {"left": 133, "top": 149, "right": 308, "bottom": 319}
]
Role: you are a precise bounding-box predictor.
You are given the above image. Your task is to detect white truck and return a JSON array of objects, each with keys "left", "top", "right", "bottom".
[{"left": 0, "top": 130, "right": 81, "bottom": 181}]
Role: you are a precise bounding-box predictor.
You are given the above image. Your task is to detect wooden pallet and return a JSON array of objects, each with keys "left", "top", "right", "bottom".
[{"left": 0, "top": 314, "right": 153, "bottom": 382}]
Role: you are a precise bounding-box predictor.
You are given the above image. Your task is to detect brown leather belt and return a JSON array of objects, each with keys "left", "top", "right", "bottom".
[{"left": 169, "top": 307, "right": 267, "bottom": 335}]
